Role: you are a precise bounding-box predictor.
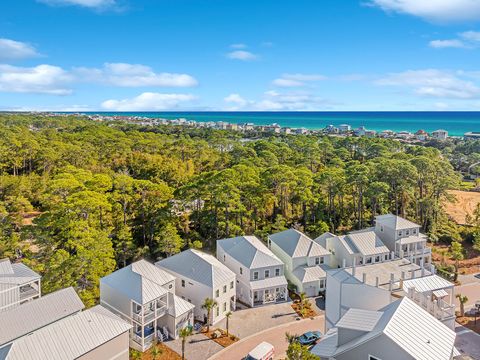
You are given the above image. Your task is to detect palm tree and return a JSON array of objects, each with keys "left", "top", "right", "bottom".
[
  {"left": 201, "top": 298, "right": 218, "bottom": 333},
  {"left": 179, "top": 326, "right": 193, "bottom": 360},
  {"left": 129, "top": 349, "right": 142, "bottom": 360},
  {"left": 151, "top": 341, "right": 163, "bottom": 360},
  {"left": 225, "top": 311, "right": 232, "bottom": 337},
  {"left": 285, "top": 332, "right": 299, "bottom": 344},
  {"left": 298, "top": 292, "right": 310, "bottom": 316},
  {"left": 456, "top": 294, "right": 469, "bottom": 317}
]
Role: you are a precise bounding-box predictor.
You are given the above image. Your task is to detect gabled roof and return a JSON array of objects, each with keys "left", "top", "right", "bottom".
[
  {"left": 292, "top": 265, "right": 329, "bottom": 283},
  {"left": 0, "top": 287, "right": 84, "bottom": 347},
  {"left": 375, "top": 214, "right": 420, "bottom": 230},
  {"left": 313, "top": 232, "right": 336, "bottom": 248},
  {"left": 157, "top": 249, "right": 235, "bottom": 289},
  {"left": 269, "top": 229, "right": 330, "bottom": 258},
  {"left": 0, "top": 305, "right": 132, "bottom": 360},
  {"left": 312, "top": 297, "right": 456, "bottom": 360},
  {"left": 345, "top": 231, "right": 389, "bottom": 256},
  {"left": 167, "top": 293, "right": 195, "bottom": 318},
  {"left": 217, "top": 236, "right": 283, "bottom": 269},
  {"left": 0, "top": 259, "right": 40, "bottom": 286},
  {"left": 101, "top": 259, "right": 173, "bottom": 304}
]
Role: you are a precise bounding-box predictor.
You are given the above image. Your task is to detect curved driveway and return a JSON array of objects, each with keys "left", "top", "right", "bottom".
[{"left": 209, "top": 315, "right": 325, "bottom": 360}]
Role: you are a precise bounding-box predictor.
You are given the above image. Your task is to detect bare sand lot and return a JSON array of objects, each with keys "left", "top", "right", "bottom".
[{"left": 444, "top": 190, "right": 480, "bottom": 225}]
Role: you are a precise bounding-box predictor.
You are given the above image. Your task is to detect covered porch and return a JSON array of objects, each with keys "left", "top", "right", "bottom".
[{"left": 251, "top": 276, "right": 288, "bottom": 307}]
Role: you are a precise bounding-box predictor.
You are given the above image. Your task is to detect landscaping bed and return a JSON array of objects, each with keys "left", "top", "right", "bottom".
[
  {"left": 203, "top": 328, "right": 239, "bottom": 347},
  {"left": 291, "top": 301, "right": 317, "bottom": 318},
  {"left": 457, "top": 315, "right": 480, "bottom": 335},
  {"left": 130, "top": 343, "right": 181, "bottom": 360}
]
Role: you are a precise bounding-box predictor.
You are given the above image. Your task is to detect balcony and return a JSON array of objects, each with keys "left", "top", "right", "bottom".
[
  {"left": 132, "top": 301, "right": 167, "bottom": 324},
  {"left": 19, "top": 284, "right": 40, "bottom": 301}
]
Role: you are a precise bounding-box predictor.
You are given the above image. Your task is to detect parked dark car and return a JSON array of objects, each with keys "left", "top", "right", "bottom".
[{"left": 297, "top": 331, "right": 322, "bottom": 345}]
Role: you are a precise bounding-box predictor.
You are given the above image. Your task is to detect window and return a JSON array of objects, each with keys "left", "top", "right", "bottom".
[
  {"left": 223, "top": 285, "right": 227, "bottom": 293},
  {"left": 253, "top": 271, "right": 259, "bottom": 280},
  {"left": 398, "top": 231, "right": 402, "bottom": 237},
  {"left": 413, "top": 228, "right": 417, "bottom": 234},
  {"left": 223, "top": 302, "right": 226, "bottom": 311},
  {"left": 240, "top": 267, "right": 243, "bottom": 275},
  {"left": 275, "top": 268, "right": 280, "bottom": 276},
  {"left": 223, "top": 255, "right": 226, "bottom": 262},
  {"left": 216, "top": 289, "right": 219, "bottom": 297},
  {"left": 188, "top": 299, "right": 191, "bottom": 303},
  {"left": 265, "top": 270, "right": 270, "bottom": 278},
  {"left": 366, "top": 257, "right": 372, "bottom": 264},
  {"left": 216, "top": 307, "right": 219, "bottom": 316},
  {"left": 181, "top": 280, "right": 185, "bottom": 288},
  {"left": 230, "top": 281, "right": 234, "bottom": 289},
  {"left": 380, "top": 225, "right": 384, "bottom": 232},
  {"left": 375, "top": 256, "right": 380, "bottom": 262},
  {"left": 384, "top": 254, "right": 389, "bottom": 261},
  {"left": 320, "top": 257, "right": 324, "bottom": 264},
  {"left": 406, "top": 230, "right": 410, "bottom": 236},
  {"left": 320, "top": 279, "right": 325, "bottom": 288},
  {"left": 169, "top": 284, "right": 173, "bottom": 289},
  {"left": 315, "top": 257, "right": 320, "bottom": 265}
]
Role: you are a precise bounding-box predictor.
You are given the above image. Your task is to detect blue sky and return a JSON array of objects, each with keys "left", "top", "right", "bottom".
[{"left": 2, "top": 0, "right": 480, "bottom": 111}]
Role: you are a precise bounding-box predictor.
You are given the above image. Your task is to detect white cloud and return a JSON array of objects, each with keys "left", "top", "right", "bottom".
[
  {"left": 38, "top": 0, "right": 115, "bottom": 9},
  {"left": 74, "top": 63, "right": 197, "bottom": 87},
  {"left": 0, "top": 64, "right": 73, "bottom": 95},
  {"left": 230, "top": 43, "right": 247, "bottom": 49},
  {"left": 101, "top": 92, "right": 197, "bottom": 111},
  {"left": 226, "top": 50, "right": 258, "bottom": 61},
  {"left": 376, "top": 69, "right": 480, "bottom": 99},
  {"left": 369, "top": 0, "right": 480, "bottom": 22},
  {"left": 460, "top": 30, "right": 480, "bottom": 41},
  {"left": 429, "top": 39, "right": 466, "bottom": 48},
  {"left": 272, "top": 73, "right": 326, "bottom": 87},
  {"left": 0, "top": 38, "right": 39, "bottom": 61},
  {"left": 223, "top": 90, "right": 332, "bottom": 111}
]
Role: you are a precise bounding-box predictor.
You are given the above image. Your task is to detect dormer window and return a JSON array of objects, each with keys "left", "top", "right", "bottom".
[{"left": 398, "top": 231, "right": 402, "bottom": 237}]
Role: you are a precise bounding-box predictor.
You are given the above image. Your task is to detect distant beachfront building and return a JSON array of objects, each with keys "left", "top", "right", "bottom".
[
  {"left": 396, "top": 131, "right": 413, "bottom": 140},
  {"left": 295, "top": 127, "right": 309, "bottom": 135},
  {"left": 415, "top": 129, "right": 428, "bottom": 141},
  {"left": 365, "top": 129, "right": 377, "bottom": 138},
  {"left": 464, "top": 131, "right": 480, "bottom": 140},
  {"left": 354, "top": 126, "right": 366, "bottom": 136},
  {"left": 378, "top": 130, "right": 394, "bottom": 138},
  {"left": 281, "top": 127, "right": 292, "bottom": 135},
  {"left": 325, "top": 125, "right": 339, "bottom": 134},
  {"left": 338, "top": 124, "right": 351, "bottom": 133},
  {"left": 432, "top": 129, "right": 448, "bottom": 140}
]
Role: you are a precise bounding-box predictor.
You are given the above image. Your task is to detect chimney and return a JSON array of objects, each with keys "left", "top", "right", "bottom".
[
  {"left": 342, "top": 258, "right": 346, "bottom": 268},
  {"left": 352, "top": 260, "right": 356, "bottom": 276}
]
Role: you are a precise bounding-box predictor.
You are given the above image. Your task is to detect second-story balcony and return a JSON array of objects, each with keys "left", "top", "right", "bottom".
[
  {"left": 132, "top": 297, "right": 168, "bottom": 324},
  {"left": 19, "top": 282, "right": 40, "bottom": 301}
]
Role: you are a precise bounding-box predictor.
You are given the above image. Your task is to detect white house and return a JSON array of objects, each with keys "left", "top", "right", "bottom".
[
  {"left": 0, "top": 287, "right": 84, "bottom": 348},
  {"left": 311, "top": 297, "right": 457, "bottom": 360},
  {"left": 100, "top": 260, "right": 194, "bottom": 352},
  {"left": 156, "top": 249, "right": 236, "bottom": 325},
  {"left": 338, "top": 124, "right": 351, "bottom": 133},
  {"left": 0, "top": 305, "right": 132, "bottom": 360},
  {"left": 269, "top": 229, "right": 331, "bottom": 297},
  {"left": 375, "top": 214, "right": 432, "bottom": 265},
  {"left": 0, "top": 259, "right": 41, "bottom": 312},
  {"left": 432, "top": 129, "right": 449, "bottom": 140},
  {"left": 217, "top": 235, "right": 288, "bottom": 307},
  {"left": 315, "top": 229, "right": 391, "bottom": 268}
]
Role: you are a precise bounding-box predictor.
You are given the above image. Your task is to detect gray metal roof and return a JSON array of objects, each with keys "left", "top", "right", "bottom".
[
  {"left": 335, "top": 308, "right": 383, "bottom": 332},
  {"left": 375, "top": 214, "right": 420, "bottom": 230},
  {"left": 0, "top": 287, "right": 84, "bottom": 346},
  {"left": 0, "top": 260, "right": 40, "bottom": 286},
  {"left": 157, "top": 249, "right": 235, "bottom": 289},
  {"left": 313, "top": 232, "right": 336, "bottom": 248},
  {"left": 250, "top": 276, "right": 288, "bottom": 290},
  {"left": 0, "top": 305, "right": 132, "bottom": 360},
  {"left": 269, "top": 229, "right": 330, "bottom": 258},
  {"left": 167, "top": 293, "right": 195, "bottom": 317},
  {"left": 101, "top": 259, "right": 172, "bottom": 304},
  {"left": 217, "top": 236, "right": 283, "bottom": 269},
  {"left": 345, "top": 231, "right": 390, "bottom": 256},
  {"left": 292, "top": 264, "right": 329, "bottom": 283},
  {"left": 402, "top": 275, "right": 454, "bottom": 293}
]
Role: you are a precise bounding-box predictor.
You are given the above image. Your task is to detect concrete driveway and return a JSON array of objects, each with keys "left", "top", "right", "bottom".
[
  {"left": 165, "top": 333, "right": 223, "bottom": 360},
  {"left": 216, "top": 301, "right": 305, "bottom": 339},
  {"left": 210, "top": 315, "right": 325, "bottom": 360}
]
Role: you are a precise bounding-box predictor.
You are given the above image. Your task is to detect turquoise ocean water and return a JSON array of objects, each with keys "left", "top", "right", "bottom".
[{"left": 78, "top": 112, "right": 480, "bottom": 137}]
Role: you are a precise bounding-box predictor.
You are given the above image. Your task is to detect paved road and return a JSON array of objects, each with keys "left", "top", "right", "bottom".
[
  {"left": 455, "top": 273, "right": 480, "bottom": 312},
  {"left": 455, "top": 323, "right": 480, "bottom": 360},
  {"left": 209, "top": 316, "right": 325, "bottom": 360}
]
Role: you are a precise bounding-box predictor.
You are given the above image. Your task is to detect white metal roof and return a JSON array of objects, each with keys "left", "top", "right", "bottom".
[
  {"left": 101, "top": 259, "right": 171, "bottom": 304},
  {"left": 375, "top": 214, "right": 420, "bottom": 230},
  {"left": 167, "top": 293, "right": 194, "bottom": 317},
  {"left": 217, "top": 236, "right": 283, "bottom": 269},
  {"left": 336, "top": 235, "right": 358, "bottom": 255},
  {"left": 0, "top": 305, "right": 132, "bottom": 360},
  {"left": 269, "top": 229, "right": 330, "bottom": 258},
  {"left": 433, "top": 289, "right": 449, "bottom": 298},
  {"left": 398, "top": 235, "right": 427, "bottom": 245},
  {"left": 250, "top": 276, "right": 288, "bottom": 290},
  {"left": 382, "top": 297, "right": 456, "bottom": 360},
  {"left": 292, "top": 265, "right": 328, "bottom": 283},
  {"left": 335, "top": 308, "right": 383, "bottom": 332},
  {"left": 345, "top": 231, "right": 389, "bottom": 256},
  {"left": 402, "top": 275, "right": 454, "bottom": 293},
  {"left": 313, "top": 232, "right": 336, "bottom": 248},
  {"left": 157, "top": 249, "right": 235, "bottom": 289},
  {"left": 0, "top": 260, "right": 40, "bottom": 286},
  {"left": 310, "top": 328, "right": 338, "bottom": 357},
  {"left": 0, "top": 287, "right": 84, "bottom": 346}
]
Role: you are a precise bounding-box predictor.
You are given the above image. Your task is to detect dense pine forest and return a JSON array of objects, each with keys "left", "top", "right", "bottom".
[{"left": 0, "top": 113, "right": 478, "bottom": 305}]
